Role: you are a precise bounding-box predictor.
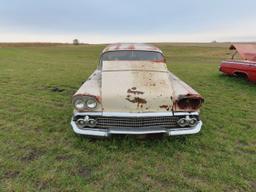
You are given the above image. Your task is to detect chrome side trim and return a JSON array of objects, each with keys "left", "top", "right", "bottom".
[
  {"left": 73, "top": 111, "right": 199, "bottom": 117},
  {"left": 222, "top": 60, "right": 256, "bottom": 66},
  {"left": 102, "top": 69, "right": 168, "bottom": 73},
  {"left": 73, "top": 111, "right": 103, "bottom": 116},
  {"left": 168, "top": 121, "right": 202, "bottom": 136},
  {"left": 71, "top": 120, "right": 108, "bottom": 136},
  {"left": 172, "top": 112, "right": 199, "bottom": 116},
  {"left": 70, "top": 119, "right": 202, "bottom": 137},
  {"left": 102, "top": 112, "right": 173, "bottom": 117}
]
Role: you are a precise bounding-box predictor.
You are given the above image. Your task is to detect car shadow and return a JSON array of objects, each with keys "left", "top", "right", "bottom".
[
  {"left": 76, "top": 132, "right": 193, "bottom": 148},
  {"left": 219, "top": 73, "right": 256, "bottom": 85}
]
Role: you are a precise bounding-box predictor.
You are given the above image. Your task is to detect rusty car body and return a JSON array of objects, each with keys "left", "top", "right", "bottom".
[
  {"left": 220, "top": 44, "right": 256, "bottom": 82},
  {"left": 71, "top": 43, "right": 204, "bottom": 137}
]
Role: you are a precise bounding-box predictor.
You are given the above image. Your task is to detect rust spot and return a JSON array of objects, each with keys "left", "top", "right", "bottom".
[
  {"left": 140, "top": 104, "right": 143, "bottom": 108},
  {"left": 127, "top": 45, "right": 135, "bottom": 49},
  {"left": 115, "top": 43, "right": 121, "bottom": 50},
  {"left": 127, "top": 88, "right": 144, "bottom": 95},
  {"left": 95, "top": 96, "right": 101, "bottom": 102},
  {"left": 144, "top": 82, "right": 156, "bottom": 87},
  {"left": 160, "top": 105, "right": 170, "bottom": 111},
  {"left": 74, "top": 93, "right": 101, "bottom": 102},
  {"left": 126, "top": 97, "right": 147, "bottom": 107},
  {"left": 176, "top": 94, "right": 204, "bottom": 110},
  {"left": 145, "top": 107, "right": 149, "bottom": 110},
  {"left": 131, "top": 87, "right": 136, "bottom": 90}
]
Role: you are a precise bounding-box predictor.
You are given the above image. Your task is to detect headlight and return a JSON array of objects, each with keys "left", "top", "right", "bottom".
[
  {"left": 73, "top": 96, "right": 98, "bottom": 111},
  {"left": 74, "top": 98, "right": 86, "bottom": 110},
  {"left": 177, "top": 118, "right": 188, "bottom": 127},
  {"left": 86, "top": 98, "right": 97, "bottom": 109},
  {"left": 177, "top": 96, "right": 204, "bottom": 110},
  {"left": 177, "top": 116, "right": 198, "bottom": 127},
  {"left": 188, "top": 118, "right": 198, "bottom": 127}
]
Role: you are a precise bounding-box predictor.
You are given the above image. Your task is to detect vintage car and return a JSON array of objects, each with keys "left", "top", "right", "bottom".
[
  {"left": 71, "top": 43, "right": 204, "bottom": 137},
  {"left": 220, "top": 44, "right": 256, "bottom": 82}
]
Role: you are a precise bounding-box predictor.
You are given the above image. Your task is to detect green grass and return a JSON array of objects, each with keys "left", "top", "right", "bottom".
[{"left": 0, "top": 43, "right": 255, "bottom": 192}]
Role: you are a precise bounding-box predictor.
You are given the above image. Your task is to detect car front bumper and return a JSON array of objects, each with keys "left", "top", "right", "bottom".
[{"left": 70, "top": 112, "right": 202, "bottom": 137}]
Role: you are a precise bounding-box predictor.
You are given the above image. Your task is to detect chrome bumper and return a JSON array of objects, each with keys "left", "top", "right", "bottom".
[{"left": 70, "top": 112, "right": 202, "bottom": 137}]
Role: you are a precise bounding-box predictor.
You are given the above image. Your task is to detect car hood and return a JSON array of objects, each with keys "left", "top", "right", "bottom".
[{"left": 101, "top": 61, "right": 174, "bottom": 113}]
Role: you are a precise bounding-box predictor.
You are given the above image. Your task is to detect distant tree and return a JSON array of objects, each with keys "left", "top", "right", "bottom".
[{"left": 73, "top": 39, "right": 79, "bottom": 45}]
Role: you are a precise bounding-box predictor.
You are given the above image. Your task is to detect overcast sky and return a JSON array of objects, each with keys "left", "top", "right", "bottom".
[{"left": 1, "top": 0, "right": 256, "bottom": 43}]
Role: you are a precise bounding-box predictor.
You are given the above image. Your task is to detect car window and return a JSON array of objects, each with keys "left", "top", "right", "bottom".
[{"left": 101, "top": 50, "right": 164, "bottom": 62}]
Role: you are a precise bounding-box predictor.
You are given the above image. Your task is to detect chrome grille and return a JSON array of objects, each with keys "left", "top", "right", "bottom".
[{"left": 74, "top": 115, "right": 187, "bottom": 129}]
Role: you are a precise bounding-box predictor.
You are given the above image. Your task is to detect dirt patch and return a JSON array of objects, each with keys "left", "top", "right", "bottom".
[
  {"left": 1, "top": 170, "right": 20, "bottom": 179},
  {"left": 250, "top": 181, "right": 256, "bottom": 191},
  {"left": 55, "top": 155, "right": 71, "bottom": 161},
  {"left": 36, "top": 180, "right": 49, "bottom": 190},
  {"left": 20, "top": 148, "right": 44, "bottom": 162},
  {"left": 51, "top": 86, "right": 65, "bottom": 92},
  {"left": 236, "top": 140, "right": 256, "bottom": 155},
  {"left": 237, "top": 148, "right": 256, "bottom": 155},
  {"left": 237, "top": 140, "right": 249, "bottom": 146},
  {"left": 76, "top": 166, "right": 92, "bottom": 179}
]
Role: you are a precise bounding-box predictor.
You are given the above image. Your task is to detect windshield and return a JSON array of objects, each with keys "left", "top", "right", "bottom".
[{"left": 101, "top": 50, "right": 165, "bottom": 62}]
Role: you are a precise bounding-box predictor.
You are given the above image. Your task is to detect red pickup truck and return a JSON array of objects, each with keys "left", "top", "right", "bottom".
[{"left": 220, "top": 44, "right": 256, "bottom": 82}]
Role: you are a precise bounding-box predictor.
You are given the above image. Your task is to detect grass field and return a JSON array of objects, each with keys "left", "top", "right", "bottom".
[{"left": 0, "top": 43, "right": 255, "bottom": 192}]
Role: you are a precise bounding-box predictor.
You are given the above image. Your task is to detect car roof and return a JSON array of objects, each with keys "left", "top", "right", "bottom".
[{"left": 102, "top": 43, "right": 163, "bottom": 54}]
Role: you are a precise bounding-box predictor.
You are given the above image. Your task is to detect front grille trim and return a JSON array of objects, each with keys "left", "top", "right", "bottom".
[{"left": 74, "top": 115, "right": 199, "bottom": 129}]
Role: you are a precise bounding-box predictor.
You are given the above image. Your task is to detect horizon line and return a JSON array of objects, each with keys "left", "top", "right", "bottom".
[{"left": 1, "top": 40, "right": 256, "bottom": 45}]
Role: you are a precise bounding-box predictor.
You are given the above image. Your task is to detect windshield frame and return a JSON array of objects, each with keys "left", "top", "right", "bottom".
[{"left": 98, "top": 50, "right": 166, "bottom": 69}]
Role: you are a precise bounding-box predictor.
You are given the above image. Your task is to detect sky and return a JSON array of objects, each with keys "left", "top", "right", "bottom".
[{"left": 1, "top": 0, "right": 256, "bottom": 43}]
